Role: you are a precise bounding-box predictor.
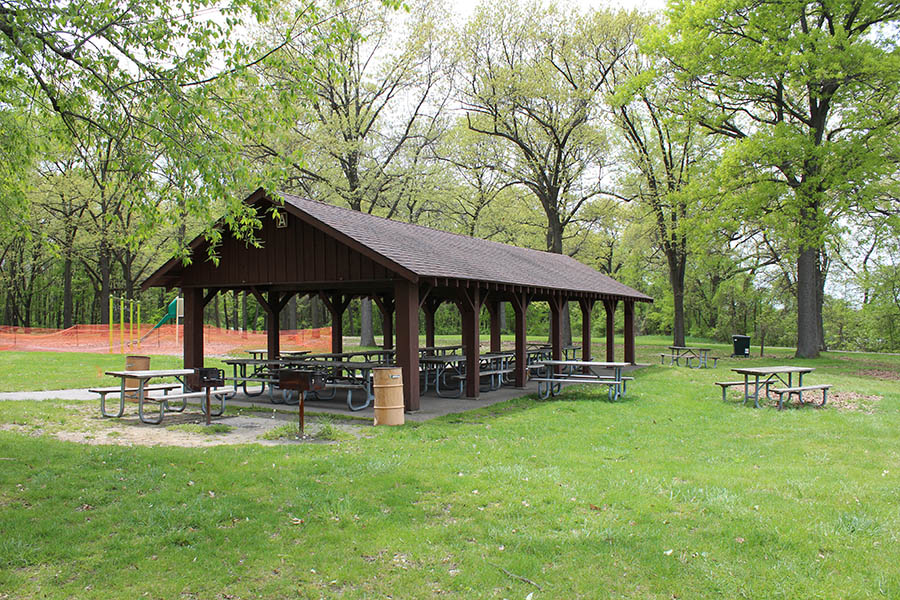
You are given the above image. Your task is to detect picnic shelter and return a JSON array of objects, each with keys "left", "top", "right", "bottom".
[{"left": 142, "top": 188, "right": 653, "bottom": 410}]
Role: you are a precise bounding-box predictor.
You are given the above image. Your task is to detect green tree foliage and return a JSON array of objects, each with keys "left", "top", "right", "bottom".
[
  {"left": 651, "top": 0, "right": 900, "bottom": 357},
  {"left": 607, "top": 16, "right": 721, "bottom": 346}
]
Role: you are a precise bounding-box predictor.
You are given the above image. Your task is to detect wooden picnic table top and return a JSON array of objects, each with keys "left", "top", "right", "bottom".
[
  {"left": 223, "top": 358, "right": 287, "bottom": 366},
  {"left": 540, "top": 360, "right": 629, "bottom": 368},
  {"left": 420, "top": 354, "right": 467, "bottom": 364},
  {"left": 106, "top": 369, "right": 194, "bottom": 379},
  {"left": 732, "top": 365, "right": 814, "bottom": 376},
  {"left": 305, "top": 350, "right": 393, "bottom": 359},
  {"left": 668, "top": 346, "right": 711, "bottom": 351},
  {"left": 287, "top": 359, "right": 382, "bottom": 369}
]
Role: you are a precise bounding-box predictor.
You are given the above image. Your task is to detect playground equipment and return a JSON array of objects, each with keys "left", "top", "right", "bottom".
[
  {"left": 140, "top": 297, "right": 184, "bottom": 344},
  {"left": 108, "top": 296, "right": 142, "bottom": 354}
]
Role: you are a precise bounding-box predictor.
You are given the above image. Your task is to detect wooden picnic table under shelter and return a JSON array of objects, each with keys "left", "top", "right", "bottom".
[{"left": 142, "top": 188, "right": 652, "bottom": 411}]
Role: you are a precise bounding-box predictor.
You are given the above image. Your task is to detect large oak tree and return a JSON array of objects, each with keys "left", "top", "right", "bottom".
[{"left": 653, "top": 0, "right": 900, "bottom": 357}]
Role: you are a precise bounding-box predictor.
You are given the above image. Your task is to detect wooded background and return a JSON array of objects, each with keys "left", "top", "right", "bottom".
[{"left": 1, "top": 0, "right": 898, "bottom": 354}]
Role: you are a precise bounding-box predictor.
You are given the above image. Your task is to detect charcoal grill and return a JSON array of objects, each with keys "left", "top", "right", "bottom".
[
  {"left": 191, "top": 367, "right": 226, "bottom": 425},
  {"left": 277, "top": 369, "right": 326, "bottom": 433}
]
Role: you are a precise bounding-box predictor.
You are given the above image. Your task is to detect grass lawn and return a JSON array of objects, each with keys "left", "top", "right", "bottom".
[
  {"left": 1, "top": 345, "right": 899, "bottom": 598},
  {"left": 0, "top": 352, "right": 230, "bottom": 392}
]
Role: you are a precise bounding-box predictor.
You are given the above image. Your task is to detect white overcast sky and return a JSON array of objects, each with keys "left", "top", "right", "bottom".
[{"left": 447, "top": 0, "right": 669, "bottom": 20}]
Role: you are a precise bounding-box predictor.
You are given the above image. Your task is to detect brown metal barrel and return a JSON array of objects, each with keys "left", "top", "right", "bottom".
[
  {"left": 125, "top": 355, "right": 150, "bottom": 399},
  {"left": 373, "top": 367, "right": 404, "bottom": 426}
]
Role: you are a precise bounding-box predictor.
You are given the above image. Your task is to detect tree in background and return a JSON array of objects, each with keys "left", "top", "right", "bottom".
[
  {"left": 653, "top": 0, "right": 900, "bottom": 357},
  {"left": 252, "top": 0, "right": 451, "bottom": 345},
  {"left": 606, "top": 17, "right": 720, "bottom": 346},
  {"left": 458, "top": 3, "right": 638, "bottom": 341}
]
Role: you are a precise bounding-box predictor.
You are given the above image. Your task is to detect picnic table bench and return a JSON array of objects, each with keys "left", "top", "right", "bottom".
[
  {"left": 92, "top": 383, "right": 182, "bottom": 418},
  {"left": 768, "top": 384, "right": 831, "bottom": 410},
  {"left": 531, "top": 361, "right": 631, "bottom": 401},
  {"left": 286, "top": 359, "right": 380, "bottom": 411},
  {"left": 223, "top": 358, "right": 295, "bottom": 403},
  {"left": 721, "top": 366, "right": 829, "bottom": 409},
  {"left": 661, "top": 346, "right": 718, "bottom": 368},
  {"left": 101, "top": 369, "right": 234, "bottom": 424}
]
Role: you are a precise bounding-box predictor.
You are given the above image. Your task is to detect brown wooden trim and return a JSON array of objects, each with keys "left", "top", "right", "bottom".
[
  {"left": 460, "top": 287, "right": 481, "bottom": 398},
  {"left": 604, "top": 299, "right": 618, "bottom": 362},
  {"left": 394, "top": 279, "right": 420, "bottom": 411},
  {"left": 579, "top": 298, "right": 595, "bottom": 370},
  {"left": 624, "top": 300, "right": 636, "bottom": 364}
]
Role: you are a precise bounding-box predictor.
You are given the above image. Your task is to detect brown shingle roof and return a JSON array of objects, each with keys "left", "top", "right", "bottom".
[{"left": 279, "top": 193, "right": 651, "bottom": 302}]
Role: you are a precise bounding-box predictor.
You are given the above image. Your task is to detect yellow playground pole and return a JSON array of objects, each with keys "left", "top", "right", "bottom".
[
  {"left": 108, "top": 296, "right": 114, "bottom": 354},
  {"left": 129, "top": 299, "right": 134, "bottom": 349},
  {"left": 120, "top": 297, "right": 125, "bottom": 354}
]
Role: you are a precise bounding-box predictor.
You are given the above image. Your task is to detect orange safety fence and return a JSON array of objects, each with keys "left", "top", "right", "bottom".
[{"left": 0, "top": 324, "right": 332, "bottom": 356}]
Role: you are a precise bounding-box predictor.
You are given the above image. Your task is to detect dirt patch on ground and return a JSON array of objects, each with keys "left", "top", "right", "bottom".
[
  {"left": 854, "top": 369, "right": 900, "bottom": 381},
  {"left": 0, "top": 402, "right": 368, "bottom": 447},
  {"left": 823, "top": 390, "right": 882, "bottom": 414},
  {"left": 724, "top": 389, "right": 882, "bottom": 413}
]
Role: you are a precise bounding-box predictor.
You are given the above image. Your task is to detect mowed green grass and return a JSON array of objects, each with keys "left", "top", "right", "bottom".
[
  {"left": 0, "top": 352, "right": 230, "bottom": 392},
  {"left": 1, "top": 348, "right": 899, "bottom": 598}
]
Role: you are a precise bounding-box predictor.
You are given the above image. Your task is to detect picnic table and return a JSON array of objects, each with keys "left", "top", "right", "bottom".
[
  {"left": 245, "top": 349, "right": 311, "bottom": 359},
  {"left": 724, "top": 366, "right": 818, "bottom": 408},
  {"left": 531, "top": 361, "right": 631, "bottom": 401},
  {"left": 418, "top": 345, "right": 463, "bottom": 357},
  {"left": 305, "top": 350, "right": 394, "bottom": 364},
  {"left": 286, "top": 358, "right": 381, "bottom": 410},
  {"left": 525, "top": 347, "right": 552, "bottom": 364},
  {"left": 224, "top": 357, "right": 292, "bottom": 402},
  {"left": 420, "top": 354, "right": 468, "bottom": 397},
  {"left": 102, "top": 369, "right": 233, "bottom": 424},
  {"left": 419, "top": 353, "right": 513, "bottom": 397},
  {"left": 480, "top": 352, "right": 515, "bottom": 390},
  {"left": 662, "top": 346, "right": 717, "bottom": 368}
]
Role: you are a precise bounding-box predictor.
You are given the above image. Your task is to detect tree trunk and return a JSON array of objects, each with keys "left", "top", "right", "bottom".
[
  {"left": 287, "top": 295, "right": 298, "bottom": 330},
  {"left": 98, "top": 241, "right": 111, "bottom": 325},
  {"left": 241, "top": 292, "right": 248, "bottom": 331},
  {"left": 796, "top": 245, "right": 819, "bottom": 358},
  {"left": 62, "top": 256, "right": 74, "bottom": 329},
  {"left": 223, "top": 294, "right": 231, "bottom": 330},
  {"left": 311, "top": 296, "right": 322, "bottom": 328},
  {"left": 544, "top": 205, "right": 572, "bottom": 345},
  {"left": 667, "top": 251, "right": 687, "bottom": 347},
  {"left": 213, "top": 294, "right": 221, "bottom": 329},
  {"left": 360, "top": 298, "right": 376, "bottom": 346}
]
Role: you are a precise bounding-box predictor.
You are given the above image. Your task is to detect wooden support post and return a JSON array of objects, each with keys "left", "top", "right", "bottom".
[
  {"left": 624, "top": 300, "right": 636, "bottom": 364},
  {"left": 603, "top": 299, "right": 618, "bottom": 362},
  {"left": 267, "top": 291, "right": 281, "bottom": 359},
  {"left": 320, "top": 293, "right": 350, "bottom": 354},
  {"left": 459, "top": 287, "right": 481, "bottom": 398},
  {"left": 511, "top": 293, "right": 528, "bottom": 388},
  {"left": 487, "top": 299, "right": 502, "bottom": 353},
  {"left": 250, "top": 289, "right": 292, "bottom": 359},
  {"left": 549, "top": 295, "right": 563, "bottom": 372},
  {"left": 579, "top": 299, "right": 594, "bottom": 373},
  {"left": 373, "top": 296, "right": 395, "bottom": 350},
  {"left": 394, "top": 279, "right": 420, "bottom": 411},
  {"left": 422, "top": 298, "right": 439, "bottom": 354},
  {"left": 183, "top": 287, "right": 205, "bottom": 371},
  {"left": 331, "top": 293, "right": 343, "bottom": 354}
]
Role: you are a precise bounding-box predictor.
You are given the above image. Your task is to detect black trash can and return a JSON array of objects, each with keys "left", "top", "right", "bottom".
[{"left": 732, "top": 335, "right": 750, "bottom": 357}]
